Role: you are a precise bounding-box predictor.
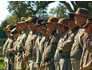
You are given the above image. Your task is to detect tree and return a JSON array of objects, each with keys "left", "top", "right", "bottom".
[
  {"left": 8, "top": 1, "right": 53, "bottom": 19},
  {"left": 60, "top": 1, "right": 92, "bottom": 15},
  {"left": 49, "top": 3, "right": 69, "bottom": 18},
  {"left": 6, "top": 15, "right": 18, "bottom": 25},
  {"left": 8, "top": 1, "right": 92, "bottom": 20}
]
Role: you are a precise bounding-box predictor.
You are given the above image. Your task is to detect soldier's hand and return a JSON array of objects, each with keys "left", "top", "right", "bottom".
[
  {"left": 40, "top": 66, "right": 44, "bottom": 70},
  {"left": 37, "top": 63, "right": 40, "bottom": 68},
  {"left": 23, "top": 56, "right": 27, "bottom": 63},
  {"left": 3, "top": 62, "right": 5, "bottom": 66},
  {"left": 80, "top": 67, "right": 84, "bottom": 70}
]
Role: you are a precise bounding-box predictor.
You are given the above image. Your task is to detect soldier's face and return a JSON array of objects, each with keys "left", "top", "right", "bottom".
[
  {"left": 61, "top": 26, "right": 67, "bottom": 34},
  {"left": 46, "top": 24, "right": 56, "bottom": 32},
  {"left": 46, "top": 24, "right": 56, "bottom": 36},
  {"left": 56, "top": 25, "right": 63, "bottom": 34},
  {"left": 21, "top": 23, "right": 29, "bottom": 30},
  {"left": 28, "top": 23, "right": 36, "bottom": 31},
  {"left": 5, "top": 30, "right": 11, "bottom": 37},
  {"left": 37, "top": 25, "right": 47, "bottom": 35},
  {"left": 87, "top": 24, "right": 92, "bottom": 34},
  {"left": 75, "top": 15, "right": 85, "bottom": 27},
  {"left": 13, "top": 33, "right": 19, "bottom": 39},
  {"left": 5, "top": 28, "right": 11, "bottom": 37},
  {"left": 16, "top": 24, "right": 22, "bottom": 32},
  {"left": 68, "top": 20, "right": 77, "bottom": 29}
]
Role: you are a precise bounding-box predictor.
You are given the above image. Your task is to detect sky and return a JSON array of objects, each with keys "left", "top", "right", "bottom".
[
  {"left": 0, "top": 1, "right": 71, "bottom": 25},
  {"left": 0, "top": 1, "right": 10, "bottom": 24}
]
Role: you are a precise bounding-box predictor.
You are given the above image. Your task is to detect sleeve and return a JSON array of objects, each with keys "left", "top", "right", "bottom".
[
  {"left": 3, "top": 39, "right": 9, "bottom": 56},
  {"left": 86, "top": 35, "right": 92, "bottom": 53},
  {"left": 59, "top": 33, "right": 74, "bottom": 53}
]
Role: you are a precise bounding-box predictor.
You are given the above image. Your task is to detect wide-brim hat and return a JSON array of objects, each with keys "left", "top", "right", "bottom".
[
  {"left": 83, "top": 18, "right": 92, "bottom": 28},
  {"left": 68, "top": 13, "right": 75, "bottom": 20},
  {"left": 48, "top": 16, "right": 59, "bottom": 23},
  {"left": 5, "top": 24, "right": 15, "bottom": 31},
  {"left": 11, "top": 28, "right": 17, "bottom": 34},
  {"left": 71, "top": 8, "right": 90, "bottom": 18},
  {"left": 27, "top": 16, "right": 38, "bottom": 23},
  {"left": 34, "top": 19, "right": 47, "bottom": 26},
  {"left": 58, "top": 18, "right": 70, "bottom": 27}
]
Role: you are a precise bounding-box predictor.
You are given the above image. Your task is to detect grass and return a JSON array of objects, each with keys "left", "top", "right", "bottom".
[
  {"left": 0, "top": 57, "right": 4, "bottom": 68},
  {"left": 0, "top": 62, "right": 4, "bottom": 68},
  {"left": 0, "top": 57, "right": 4, "bottom": 60}
]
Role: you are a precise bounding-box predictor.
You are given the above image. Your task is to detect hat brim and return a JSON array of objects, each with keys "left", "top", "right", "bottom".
[
  {"left": 83, "top": 23, "right": 88, "bottom": 28},
  {"left": 71, "top": 12, "right": 90, "bottom": 18}
]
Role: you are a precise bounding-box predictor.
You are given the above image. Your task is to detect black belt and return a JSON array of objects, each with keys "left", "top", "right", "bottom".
[
  {"left": 17, "top": 51, "right": 22, "bottom": 53},
  {"left": 61, "top": 55, "right": 70, "bottom": 58}
]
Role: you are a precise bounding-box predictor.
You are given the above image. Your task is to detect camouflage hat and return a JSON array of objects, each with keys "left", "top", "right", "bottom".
[{"left": 48, "top": 16, "right": 59, "bottom": 23}]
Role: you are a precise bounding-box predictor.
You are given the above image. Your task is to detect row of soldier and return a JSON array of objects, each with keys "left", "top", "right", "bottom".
[{"left": 3, "top": 8, "right": 92, "bottom": 70}]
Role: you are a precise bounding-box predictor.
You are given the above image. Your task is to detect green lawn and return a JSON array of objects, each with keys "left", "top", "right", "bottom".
[
  {"left": 0, "top": 57, "right": 4, "bottom": 60},
  {"left": 0, "top": 62, "right": 4, "bottom": 68},
  {"left": 0, "top": 57, "right": 4, "bottom": 68}
]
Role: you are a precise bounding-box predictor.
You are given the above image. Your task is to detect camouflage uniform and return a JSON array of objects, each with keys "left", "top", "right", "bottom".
[
  {"left": 3, "top": 36, "right": 14, "bottom": 70},
  {"left": 24, "top": 30, "right": 38, "bottom": 70},
  {"left": 42, "top": 32, "right": 60, "bottom": 70},
  {"left": 54, "top": 32, "right": 66, "bottom": 70},
  {"left": 80, "top": 33, "right": 92, "bottom": 70},
  {"left": 36, "top": 34, "right": 46, "bottom": 70},
  {"left": 14, "top": 29, "right": 30, "bottom": 70},
  {"left": 57, "top": 27, "right": 79, "bottom": 70},
  {"left": 70, "top": 28, "right": 84, "bottom": 70}
]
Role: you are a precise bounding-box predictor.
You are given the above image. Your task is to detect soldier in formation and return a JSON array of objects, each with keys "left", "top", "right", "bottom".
[{"left": 2, "top": 7, "right": 92, "bottom": 70}]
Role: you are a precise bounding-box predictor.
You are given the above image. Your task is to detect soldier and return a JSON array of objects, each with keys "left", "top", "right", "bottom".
[
  {"left": 54, "top": 18, "right": 71, "bottom": 70},
  {"left": 23, "top": 16, "right": 39, "bottom": 70},
  {"left": 8, "top": 27, "right": 20, "bottom": 70},
  {"left": 80, "top": 18, "right": 92, "bottom": 70},
  {"left": 34, "top": 20, "right": 47, "bottom": 70},
  {"left": 13, "top": 21, "right": 30, "bottom": 70},
  {"left": 40, "top": 23, "right": 59, "bottom": 70},
  {"left": 56, "top": 13, "right": 80, "bottom": 70},
  {"left": 3, "top": 25, "right": 15, "bottom": 70},
  {"left": 40, "top": 16, "right": 59, "bottom": 70},
  {"left": 70, "top": 8, "right": 90, "bottom": 70}
]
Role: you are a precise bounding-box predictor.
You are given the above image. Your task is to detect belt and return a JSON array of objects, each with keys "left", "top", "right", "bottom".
[
  {"left": 17, "top": 51, "right": 22, "bottom": 53},
  {"left": 61, "top": 55, "right": 70, "bottom": 58}
]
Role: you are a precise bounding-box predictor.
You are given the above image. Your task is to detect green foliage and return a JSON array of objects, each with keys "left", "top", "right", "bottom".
[
  {"left": 0, "top": 15, "right": 18, "bottom": 38},
  {"left": 1, "top": 15, "right": 17, "bottom": 29},
  {"left": 6, "top": 15, "right": 17, "bottom": 25},
  {"left": 49, "top": 3, "right": 69, "bottom": 18},
  {"left": 7, "top": 1, "right": 53, "bottom": 20}
]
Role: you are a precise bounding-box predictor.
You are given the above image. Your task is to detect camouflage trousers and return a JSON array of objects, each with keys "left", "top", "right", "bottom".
[
  {"left": 4, "top": 57, "right": 8, "bottom": 70},
  {"left": 43, "top": 61, "right": 55, "bottom": 70},
  {"left": 71, "top": 59, "right": 80, "bottom": 70},
  {"left": 59, "top": 58, "right": 72, "bottom": 70},
  {"left": 54, "top": 62, "right": 60, "bottom": 70},
  {"left": 26, "top": 60, "right": 38, "bottom": 70}
]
